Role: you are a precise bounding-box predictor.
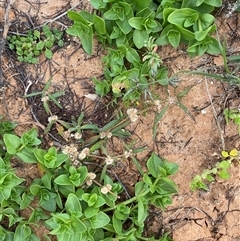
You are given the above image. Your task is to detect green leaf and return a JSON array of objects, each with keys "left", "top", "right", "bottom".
[
  {"left": 36, "top": 41, "right": 45, "bottom": 50},
  {"left": 67, "top": 11, "right": 87, "bottom": 24},
  {"left": 65, "top": 193, "right": 82, "bottom": 214},
  {"left": 112, "top": 214, "right": 122, "bottom": 235},
  {"left": 66, "top": 24, "right": 93, "bottom": 55},
  {"left": 218, "top": 170, "right": 230, "bottom": 180},
  {"left": 218, "top": 160, "right": 231, "bottom": 170},
  {"left": 133, "top": 29, "right": 149, "bottom": 49},
  {"left": 41, "top": 172, "right": 52, "bottom": 190},
  {"left": 14, "top": 224, "right": 32, "bottom": 241},
  {"left": 44, "top": 40, "right": 54, "bottom": 49},
  {"left": 147, "top": 152, "right": 164, "bottom": 178},
  {"left": 168, "top": 8, "right": 199, "bottom": 27},
  {"left": 163, "top": 161, "right": 179, "bottom": 175},
  {"left": 54, "top": 174, "right": 72, "bottom": 186},
  {"left": 84, "top": 207, "right": 99, "bottom": 218},
  {"left": 45, "top": 49, "right": 53, "bottom": 59},
  {"left": 90, "top": 0, "right": 107, "bottom": 9},
  {"left": 116, "top": 15, "right": 133, "bottom": 35},
  {"left": 134, "top": 0, "right": 152, "bottom": 12},
  {"left": 3, "top": 134, "right": 21, "bottom": 154},
  {"left": 129, "top": 17, "right": 144, "bottom": 30},
  {"left": 103, "top": 8, "right": 119, "bottom": 20},
  {"left": 153, "top": 105, "right": 169, "bottom": 139},
  {"left": 177, "top": 99, "right": 196, "bottom": 123},
  {"left": 167, "top": 29, "right": 181, "bottom": 48},
  {"left": 93, "top": 14, "right": 106, "bottom": 35},
  {"left": 90, "top": 211, "right": 110, "bottom": 229},
  {"left": 138, "top": 198, "right": 148, "bottom": 223},
  {"left": 17, "top": 148, "right": 38, "bottom": 163},
  {"left": 34, "top": 30, "right": 40, "bottom": 39}
]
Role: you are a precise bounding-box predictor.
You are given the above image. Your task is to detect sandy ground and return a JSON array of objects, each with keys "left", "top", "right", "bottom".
[{"left": 0, "top": 0, "right": 239, "bottom": 240}]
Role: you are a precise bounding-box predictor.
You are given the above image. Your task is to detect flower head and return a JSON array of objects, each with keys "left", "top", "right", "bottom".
[
  {"left": 73, "top": 132, "right": 82, "bottom": 140},
  {"left": 124, "top": 149, "right": 133, "bottom": 159},
  {"left": 101, "top": 184, "right": 112, "bottom": 194},
  {"left": 86, "top": 179, "right": 93, "bottom": 186},
  {"left": 105, "top": 156, "right": 114, "bottom": 165},
  {"left": 100, "top": 132, "right": 106, "bottom": 139},
  {"left": 101, "top": 186, "right": 109, "bottom": 194},
  {"left": 48, "top": 115, "right": 58, "bottom": 123},
  {"left": 78, "top": 148, "right": 90, "bottom": 160},
  {"left": 87, "top": 172, "right": 96, "bottom": 180},
  {"left": 127, "top": 108, "right": 138, "bottom": 122},
  {"left": 41, "top": 96, "right": 49, "bottom": 102}
]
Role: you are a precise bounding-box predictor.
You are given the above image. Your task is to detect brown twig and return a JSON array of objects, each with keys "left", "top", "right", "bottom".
[{"left": 0, "top": 0, "right": 15, "bottom": 87}]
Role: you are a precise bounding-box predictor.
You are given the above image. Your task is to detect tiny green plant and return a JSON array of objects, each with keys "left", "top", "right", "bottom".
[
  {"left": 7, "top": 25, "right": 64, "bottom": 63},
  {"left": 224, "top": 108, "right": 240, "bottom": 134},
  {"left": 190, "top": 149, "right": 239, "bottom": 191}
]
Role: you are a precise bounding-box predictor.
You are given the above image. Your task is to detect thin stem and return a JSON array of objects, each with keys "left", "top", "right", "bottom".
[
  {"left": 102, "top": 188, "right": 149, "bottom": 212},
  {"left": 204, "top": 77, "right": 225, "bottom": 150}
]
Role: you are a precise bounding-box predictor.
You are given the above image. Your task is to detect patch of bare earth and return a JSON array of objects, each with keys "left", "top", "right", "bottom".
[{"left": 0, "top": 0, "right": 239, "bottom": 240}]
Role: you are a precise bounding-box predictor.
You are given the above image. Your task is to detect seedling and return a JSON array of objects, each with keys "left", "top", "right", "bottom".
[
  {"left": 190, "top": 149, "right": 239, "bottom": 191},
  {"left": 224, "top": 108, "right": 240, "bottom": 134},
  {"left": 7, "top": 25, "right": 64, "bottom": 63}
]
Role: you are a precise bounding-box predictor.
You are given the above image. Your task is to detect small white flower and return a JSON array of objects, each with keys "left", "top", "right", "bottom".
[
  {"left": 101, "top": 184, "right": 113, "bottom": 194},
  {"left": 127, "top": 108, "right": 137, "bottom": 116},
  {"left": 106, "top": 184, "right": 112, "bottom": 192},
  {"left": 74, "top": 132, "right": 82, "bottom": 140},
  {"left": 73, "top": 160, "right": 80, "bottom": 166},
  {"left": 168, "top": 97, "right": 176, "bottom": 105},
  {"left": 78, "top": 148, "right": 90, "bottom": 160},
  {"left": 127, "top": 108, "right": 139, "bottom": 122},
  {"left": 87, "top": 172, "right": 96, "bottom": 180},
  {"left": 124, "top": 149, "right": 133, "bottom": 158},
  {"left": 86, "top": 179, "right": 93, "bottom": 186},
  {"left": 101, "top": 186, "right": 109, "bottom": 194},
  {"left": 105, "top": 156, "right": 114, "bottom": 165},
  {"left": 100, "top": 132, "right": 106, "bottom": 139},
  {"left": 62, "top": 145, "right": 70, "bottom": 155},
  {"left": 48, "top": 115, "right": 58, "bottom": 123},
  {"left": 82, "top": 148, "right": 90, "bottom": 155},
  {"left": 154, "top": 99, "right": 162, "bottom": 112},
  {"left": 78, "top": 152, "right": 86, "bottom": 160},
  {"left": 63, "top": 130, "right": 71, "bottom": 140},
  {"left": 107, "top": 132, "right": 112, "bottom": 138},
  {"left": 41, "top": 96, "right": 49, "bottom": 102}
]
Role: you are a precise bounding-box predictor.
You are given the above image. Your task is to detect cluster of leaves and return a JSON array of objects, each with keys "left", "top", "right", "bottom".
[
  {"left": 190, "top": 106, "right": 240, "bottom": 192},
  {"left": 0, "top": 114, "right": 178, "bottom": 241},
  {"left": 66, "top": 0, "right": 222, "bottom": 103},
  {"left": 190, "top": 149, "right": 239, "bottom": 191},
  {"left": 7, "top": 25, "right": 64, "bottom": 63},
  {"left": 224, "top": 108, "right": 240, "bottom": 134}
]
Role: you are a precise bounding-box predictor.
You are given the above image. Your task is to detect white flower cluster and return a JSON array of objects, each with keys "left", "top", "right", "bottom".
[
  {"left": 100, "top": 131, "right": 112, "bottom": 139},
  {"left": 62, "top": 144, "right": 79, "bottom": 166},
  {"left": 78, "top": 148, "right": 90, "bottom": 160},
  {"left": 105, "top": 156, "right": 114, "bottom": 165},
  {"left": 124, "top": 149, "right": 133, "bottom": 159},
  {"left": 71, "top": 132, "right": 82, "bottom": 140},
  {"left": 48, "top": 115, "right": 58, "bottom": 123},
  {"left": 154, "top": 99, "right": 162, "bottom": 112},
  {"left": 86, "top": 172, "right": 96, "bottom": 186},
  {"left": 100, "top": 184, "right": 112, "bottom": 194},
  {"left": 41, "top": 96, "right": 49, "bottom": 102},
  {"left": 127, "top": 108, "right": 138, "bottom": 122}
]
